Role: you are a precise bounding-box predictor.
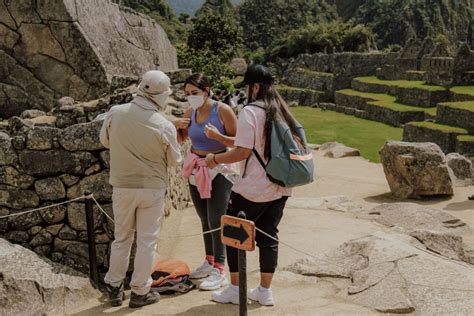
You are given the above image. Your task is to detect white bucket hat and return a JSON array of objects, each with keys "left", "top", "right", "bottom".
[{"left": 137, "top": 70, "right": 172, "bottom": 111}]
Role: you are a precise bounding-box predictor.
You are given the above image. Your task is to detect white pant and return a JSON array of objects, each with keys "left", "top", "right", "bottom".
[{"left": 104, "top": 188, "right": 166, "bottom": 295}]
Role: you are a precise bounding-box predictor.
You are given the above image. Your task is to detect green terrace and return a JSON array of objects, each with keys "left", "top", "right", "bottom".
[
  {"left": 295, "top": 68, "right": 333, "bottom": 77},
  {"left": 337, "top": 89, "right": 437, "bottom": 116},
  {"left": 354, "top": 76, "right": 446, "bottom": 92},
  {"left": 458, "top": 134, "right": 474, "bottom": 142},
  {"left": 406, "top": 121, "right": 469, "bottom": 134},
  {"left": 450, "top": 86, "right": 474, "bottom": 97},
  {"left": 438, "top": 100, "right": 474, "bottom": 112}
]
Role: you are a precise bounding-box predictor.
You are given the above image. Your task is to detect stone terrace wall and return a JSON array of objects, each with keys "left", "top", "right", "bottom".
[
  {"left": 0, "top": 0, "right": 178, "bottom": 118},
  {"left": 281, "top": 52, "right": 393, "bottom": 93},
  {"left": 0, "top": 85, "right": 191, "bottom": 277}
]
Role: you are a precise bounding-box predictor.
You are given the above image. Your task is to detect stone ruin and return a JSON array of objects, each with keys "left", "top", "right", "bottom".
[
  {"left": 0, "top": 0, "right": 178, "bottom": 118},
  {"left": 0, "top": 72, "right": 192, "bottom": 278},
  {"left": 377, "top": 37, "right": 474, "bottom": 86}
]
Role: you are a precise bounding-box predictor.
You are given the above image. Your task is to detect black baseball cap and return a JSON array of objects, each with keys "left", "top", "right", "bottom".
[{"left": 235, "top": 64, "right": 275, "bottom": 88}]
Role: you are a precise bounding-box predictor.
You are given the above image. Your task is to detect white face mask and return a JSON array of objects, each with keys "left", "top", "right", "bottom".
[{"left": 187, "top": 95, "right": 205, "bottom": 110}]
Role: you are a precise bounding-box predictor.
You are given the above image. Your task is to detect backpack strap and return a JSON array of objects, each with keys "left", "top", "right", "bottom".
[{"left": 242, "top": 103, "right": 268, "bottom": 177}]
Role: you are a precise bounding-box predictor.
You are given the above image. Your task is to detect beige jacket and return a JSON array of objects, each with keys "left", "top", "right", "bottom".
[{"left": 99, "top": 96, "right": 182, "bottom": 189}]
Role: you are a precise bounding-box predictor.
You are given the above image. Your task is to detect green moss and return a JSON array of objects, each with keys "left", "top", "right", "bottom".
[
  {"left": 450, "top": 86, "right": 474, "bottom": 97},
  {"left": 296, "top": 68, "right": 333, "bottom": 77},
  {"left": 337, "top": 89, "right": 437, "bottom": 116},
  {"left": 439, "top": 101, "right": 474, "bottom": 112},
  {"left": 407, "top": 121, "right": 469, "bottom": 134},
  {"left": 458, "top": 134, "right": 474, "bottom": 142},
  {"left": 291, "top": 107, "right": 403, "bottom": 163},
  {"left": 355, "top": 76, "right": 446, "bottom": 92},
  {"left": 277, "top": 84, "right": 323, "bottom": 93}
]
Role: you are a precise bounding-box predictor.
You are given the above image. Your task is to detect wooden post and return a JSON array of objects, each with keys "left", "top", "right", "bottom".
[
  {"left": 237, "top": 211, "right": 247, "bottom": 316},
  {"left": 85, "top": 191, "right": 99, "bottom": 287}
]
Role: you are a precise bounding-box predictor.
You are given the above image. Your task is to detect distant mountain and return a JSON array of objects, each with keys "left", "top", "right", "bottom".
[
  {"left": 328, "top": 0, "right": 474, "bottom": 47},
  {"left": 166, "top": 0, "right": 242, "bottom": 16}
]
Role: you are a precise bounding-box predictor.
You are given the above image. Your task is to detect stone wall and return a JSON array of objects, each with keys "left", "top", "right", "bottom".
[
  {"left": 280, "top": 52, "right": 392, "bottom": 98},
  {"left": 0, "top": 84, "right": 191, "bottom": 277},
  {"left": 0, "top": 0, "right": 178, "bottom": 118}
]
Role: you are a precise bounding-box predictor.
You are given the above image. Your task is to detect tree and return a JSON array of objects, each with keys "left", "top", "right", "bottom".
[
  {"left": 238, "top": 0, "right": 337, "bottom": 50},
  {"left": 195, "top": 0, "right": 235, "bottom": 17},
  {"left": 187, "top": 13, "right": 243, "bottom": 62}
]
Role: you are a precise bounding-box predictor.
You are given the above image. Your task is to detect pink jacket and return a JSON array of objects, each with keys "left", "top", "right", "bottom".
[{"left": 181, "top": 153, "right": 211, "bottom": 199}]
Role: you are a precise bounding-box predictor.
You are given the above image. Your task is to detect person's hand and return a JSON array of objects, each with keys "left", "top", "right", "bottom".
[
  {"left": 204, "top": 123, "right": 222, "bottom": 141},
  {"left": 205, "top": 153, "right": 218, "bottom": 169},
  {"left": 172, "top": 118, "right": 190, "bottom": 130}
]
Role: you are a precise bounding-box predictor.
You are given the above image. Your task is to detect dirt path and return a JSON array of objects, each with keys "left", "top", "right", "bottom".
[{"left": 68, "top": 153, "right": 473, "bottom": 315}]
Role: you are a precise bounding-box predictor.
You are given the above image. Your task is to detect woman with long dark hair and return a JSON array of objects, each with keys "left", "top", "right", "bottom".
[
  {"left": 175, "top": 73, "right": 238, "bottom": 291},
  {"left": 205, "top": 64, "right": 298, "bottom": 306}
]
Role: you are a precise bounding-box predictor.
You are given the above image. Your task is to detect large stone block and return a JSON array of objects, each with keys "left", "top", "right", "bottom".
[
  {"left": 59, "top": 120, "right": 104, "bottom": 151},
  {"left": 34, "top": 177, "right": 66, "bottom": 200},
  {"left": 67, "top": 171, "right": 112, "bottom": 202},
  {"left": 19, "top": 150, "right": 97, "bottom": 176},
  {"left": 26, "top": 126, "right": 62, "bottom": 150},
  {"left": 0, "top": 186, "right": 40, "bottom": 209},
  {"left": 379, "top": 141, "right": 453, "bottom": 198},
  {"left": 67, "top": 202, "right": 103, "bottom": 231},
  {"left": 0, "top": 166, "right": 35, "bottom": 189}
]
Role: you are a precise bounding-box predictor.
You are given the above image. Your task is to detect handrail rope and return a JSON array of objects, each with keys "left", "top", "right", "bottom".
[{"left": 0, "top": 195, "right": 90, "bottom": 219}]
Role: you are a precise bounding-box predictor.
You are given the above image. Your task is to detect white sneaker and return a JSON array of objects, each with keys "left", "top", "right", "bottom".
[
  {"left": 248, "top": 286, "right": 274, "bottom": 306},
  {"left": 199, "top": 268, "right": 228, "bottom": 290},
  {"left": 190, "top": 260, "right": 213, "bottom": 279},
  {"left": 212, "top": 285, "right": 239, "bottom": 304}
]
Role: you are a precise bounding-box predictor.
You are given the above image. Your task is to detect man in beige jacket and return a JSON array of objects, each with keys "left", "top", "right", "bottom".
[{"left": 100, "top": 70, "right": 183, "bottom": 308}]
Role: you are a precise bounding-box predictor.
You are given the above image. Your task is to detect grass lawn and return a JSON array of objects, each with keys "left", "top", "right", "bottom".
[
  {"left": 407, "top": 121, "right": 469, "bottom": 134},
  {"left": 291, "top": 107, "right": 403, "bottom": 163},
  {"left": 337, "top": 89, "right": 437, "bottom": 116},
  {"left": 355, "top": 76, "right": 446, "bottom": 91},
  {"left": 439, "top": 101, "right": 474, "bottom": 112},
  {"left": 450, "top": 86, "right": 474, "bottom": 97}
]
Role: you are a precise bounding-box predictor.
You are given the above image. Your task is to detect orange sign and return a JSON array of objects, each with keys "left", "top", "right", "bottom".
[{"left": 221, "top": 215, "right": 255, "bottom": 251}]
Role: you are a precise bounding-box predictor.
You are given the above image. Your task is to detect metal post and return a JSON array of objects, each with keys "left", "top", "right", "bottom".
[
  {"left": 85, "top": 191, "right": 99, "bottom": 287},
  {"left": 237, "top": 211, "right": 247, "bottom": 316}
]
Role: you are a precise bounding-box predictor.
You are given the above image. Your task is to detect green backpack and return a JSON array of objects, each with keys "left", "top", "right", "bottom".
[{"left": 244, "top": 104, "right": 314, "bottom": 188}]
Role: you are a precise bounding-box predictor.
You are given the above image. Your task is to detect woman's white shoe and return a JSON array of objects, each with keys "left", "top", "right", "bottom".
[
  {"left": 189, "top": 260, "right": 213, "bottom": 279},
  {"left": 248, "top": 287, "right": 274, "bottom": 306},
  {"left": 199, "top": 268, "right": 228, "bottom": 290}
]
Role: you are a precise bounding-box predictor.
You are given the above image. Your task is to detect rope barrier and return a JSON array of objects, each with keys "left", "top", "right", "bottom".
[
  {"left": 0, "top": 195, "right": 90, "bottom": 219},
  {"left": 2, "top": 192, "right": 473, "bottom": 294}
]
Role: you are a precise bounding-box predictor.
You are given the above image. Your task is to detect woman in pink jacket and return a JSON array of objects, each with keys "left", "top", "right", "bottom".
[{"left": 175, "top": 73, "right": 238, "bottom": 291}]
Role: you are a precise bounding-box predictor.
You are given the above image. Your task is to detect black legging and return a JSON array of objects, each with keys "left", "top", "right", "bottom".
[{"left": 226, "top": 192, "right": 288, "bottom": 273}]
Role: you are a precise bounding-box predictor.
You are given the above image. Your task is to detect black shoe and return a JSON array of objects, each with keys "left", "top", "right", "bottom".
[
  {"left": 469, "top": 195, "right": 474, "bottom": 201},
  {"left": 129, "top": 290, "right": 160, "bottom": 308},
  {"left": 106, "top": 282, "right": 125, "bottom": 307}
]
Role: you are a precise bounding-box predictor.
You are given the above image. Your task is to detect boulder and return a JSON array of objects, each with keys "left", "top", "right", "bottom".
[
  {"left": 59, "top": 120, "right": 104, "bottom": 151},
  {"left": 0, "top": 132, "right": 17, "bottom": 165},
  {"left": 379, "top": 141, "right": 453, "bottom": 198},
  {"left": 0, "top": 0, "right": 178, "bottom": 116},
  {"left": 0, "top": 238, "right": 100, "bottom": 315},
  {"left": 26, "top": 126, "right": 62, "bottom": 150},
  {"left": 319, "top": 142, "right": 360, "bottom": 158},
  {"left": 67, "top": 171, "right": 112, "bottom": 202},
  {"left": 287, "top": 231, "right": 474, "bottom": 315},
  {"left": 34, "top": 177, "right": 66, "bottom": 200},
  {"left": 446, "top": 153, "right": 473, "bottom": 184},
  {"left": 19, "top": 150, "right": 97, "bottom": 176}
]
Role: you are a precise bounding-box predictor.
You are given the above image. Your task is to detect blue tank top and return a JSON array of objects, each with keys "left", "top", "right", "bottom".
[{"left": 189, "top": 101, "right": 227, "bottom": 152}]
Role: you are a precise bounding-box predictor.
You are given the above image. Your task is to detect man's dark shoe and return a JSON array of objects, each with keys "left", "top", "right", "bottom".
[
  {"left": 129, "top": 290, "right": 160, "bottom": 308},
  {"left": 469, "top": 195, "right": 474, "bottom": 201},
  {"left": 106, "top": 282, "right": 125, "bottom": 307}
]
